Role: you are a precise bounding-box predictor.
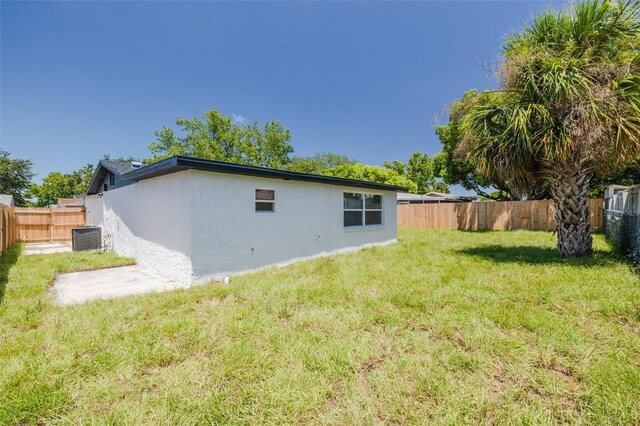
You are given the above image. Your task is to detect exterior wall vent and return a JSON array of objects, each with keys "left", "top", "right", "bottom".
[{"left": 72, "top": 227, "right": 102, "bottom": 251}]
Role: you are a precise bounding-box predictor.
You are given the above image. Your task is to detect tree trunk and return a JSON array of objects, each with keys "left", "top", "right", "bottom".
[{"left": 550, "top": 164, "right": 593, "bottom": 258}]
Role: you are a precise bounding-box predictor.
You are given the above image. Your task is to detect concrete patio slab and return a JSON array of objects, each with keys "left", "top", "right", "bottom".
[
  {"left": 24, "top": 242, "right": 73, "bottom": 256},
  {"left": 51, "top": 265, "right": 187, "bottom": 305}
]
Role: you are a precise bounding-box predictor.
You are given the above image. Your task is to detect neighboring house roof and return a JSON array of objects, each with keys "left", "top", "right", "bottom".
[
  {"left": 607, "top": 185, "right": 630, "bottom": 191},
  {"left": 57, "top": 198, "right": 84, "bottom": 207},
  {"left": 0, "top": 194, "right": 15, "bottom": 207},
  {"left": 85, "top": 160, "right": 140, "bottom": 196},
  {"left": 86, "top": 156, "right": 408, "bottom": 195},
  {"left": 397, "top": 192, "right": 478, "bottom": 203},
  {"left": 102, "top": 160, "right": 139, "bottom": 175}
]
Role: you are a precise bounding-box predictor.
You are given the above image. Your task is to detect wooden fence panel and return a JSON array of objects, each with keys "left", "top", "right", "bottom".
[
  {"left": 397, "top": 199, "right": 604, "bottom": 231},
  {"left": 0, "top": 204, "right": 18, "bottom": 255},
  {"left": 15, "top": 207, "right": 85, "bottom": 243}
]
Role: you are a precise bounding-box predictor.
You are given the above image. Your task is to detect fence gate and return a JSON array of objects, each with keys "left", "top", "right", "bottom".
[{"left": 14, "top": 207, "right": 86, "bottom": 243}]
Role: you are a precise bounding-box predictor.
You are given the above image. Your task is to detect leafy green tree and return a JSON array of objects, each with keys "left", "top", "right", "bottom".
[
  {"left": 148, "top": 109, "right": 294, "bottom": 169},
  {"left": 589, "top": 162, "right": 640, "bottom": 197},
  {"left": 0, "top": 149, "right": 34, "bottom": 206},
  {"left": 458, "top": 0, "right": 640, "bottom": 258},
  {"left": 384, "top": 152, "right": 447, "bottom": 194},
  {"left": 431, "top": 181, "right": 451, "bottom": 194},
  {"left": 285, "top": 152, "right": 354, "bottom": 174},
  {"left": 436, "top": 92, "right": 638, "bottom": 200},
  {"left": 322, "top": 163, "right": 417, "bottom": 192},
  {"left": 28, "top": 164, "right": 94, "bottom": 207},
  {"left": 434, "top": 91, "right": 549, "bottom": 200},
  {"left": 102, "top": 154, "right": 140, "bottom": 163}
]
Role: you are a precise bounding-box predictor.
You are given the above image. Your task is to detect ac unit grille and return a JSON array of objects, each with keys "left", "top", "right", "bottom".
[{"left": 72, "top": 227, "right": 102, "bottom": 251}]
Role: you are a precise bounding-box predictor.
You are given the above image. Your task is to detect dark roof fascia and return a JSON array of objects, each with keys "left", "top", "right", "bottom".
[
  {"left": 121, "top": 156, "right": 407, "bottom": 192},
  {"left": 86, "top": 160, "right": 136, "bottom": 195},
  {"left": 85, "top": 162, "right": 109, "bottom": 195}
]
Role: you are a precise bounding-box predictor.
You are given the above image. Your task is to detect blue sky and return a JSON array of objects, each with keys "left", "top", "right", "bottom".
[{"left": 1, "top": 1, "right": 564, "bottom": 193}]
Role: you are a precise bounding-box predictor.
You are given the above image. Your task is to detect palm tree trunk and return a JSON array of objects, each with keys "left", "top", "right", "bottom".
[{"left": 550, "top": 164, "right": 593, "bottom": 258}]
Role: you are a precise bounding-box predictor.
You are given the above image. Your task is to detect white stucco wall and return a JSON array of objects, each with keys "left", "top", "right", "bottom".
[
  {"left": 85, "top": 171, "right": 194, "bottom": 284},
  {"left": 85, "top": 195, "right": 104, "bottom": 228},
  {"left": 190, "top": 171, "right": 397, "bottom": 282},
  {"left": 85, "top": 169, "right": 398, "bottom": 284}
]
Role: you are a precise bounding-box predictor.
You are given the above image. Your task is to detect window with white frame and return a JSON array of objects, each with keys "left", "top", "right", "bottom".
[
  {"left": 255, "top": 189, "right": 275, "bottom": 213},
  {"left": 343, "top": 192, "right": 383, "bottom": 227}
]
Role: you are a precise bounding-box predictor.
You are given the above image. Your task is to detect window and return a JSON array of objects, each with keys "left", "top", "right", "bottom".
[
  {"left": 255, "top": 189, "right": 275, "bottom": 213},
  {"left": 343, "top": 193, "right": 383, "bottom": 227}
]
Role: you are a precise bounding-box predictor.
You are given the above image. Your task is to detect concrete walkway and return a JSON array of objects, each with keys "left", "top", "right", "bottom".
[
  {"left": 52, "top": 265, "right": 186, "bottom": 305},
  {"left": 24, "top": 242, "right": 72, "bottom": 255}
]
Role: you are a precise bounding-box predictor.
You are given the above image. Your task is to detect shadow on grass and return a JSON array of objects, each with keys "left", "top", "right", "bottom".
[
  {"left": 456, "top": 245, "right": 624, "bottom": 267},
  {"left": 0, "top": 243, "right": 21, "bottom": 305}
]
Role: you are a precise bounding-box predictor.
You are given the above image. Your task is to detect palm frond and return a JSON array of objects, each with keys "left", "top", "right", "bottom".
[{"left": 457, "top": 0, "right": 640, "bottom": 198}]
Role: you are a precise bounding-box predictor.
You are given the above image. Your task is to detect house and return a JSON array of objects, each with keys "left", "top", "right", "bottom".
[
  {"left": 0, "top": 194, "right": 15, "bottom": 207},
  {"left": 56, "top": 197, "right": 84, "bottom": 207},
  {"left": 397, "top": 192, "right": 477, "bottom": 204},
  {"left": 85, "top": 156, "right": 405, "bottom": 284},
  {"left": 604, "top": 184, "right": 630, "bottom": 199}
]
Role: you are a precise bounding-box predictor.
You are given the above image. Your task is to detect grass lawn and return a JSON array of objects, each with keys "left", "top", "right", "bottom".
[{"left": 1, "top": 230, "right": 639, "bottom": 425}]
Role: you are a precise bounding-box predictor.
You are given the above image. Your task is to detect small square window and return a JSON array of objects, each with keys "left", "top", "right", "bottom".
[{"left": 256, "top": 189, "right": 275, "bottom": 213}]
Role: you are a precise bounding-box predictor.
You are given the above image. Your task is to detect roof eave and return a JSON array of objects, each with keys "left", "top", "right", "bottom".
[
  {"left": 86, "top": 162, "right": 108, "bottom": 195},
  {"left": 121, "top": 156, "right": 406, "bottom": 192}
]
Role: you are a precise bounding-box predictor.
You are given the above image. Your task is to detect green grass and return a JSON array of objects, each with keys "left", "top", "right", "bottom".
[{"left": 1, "top": 230, "right": 639, "bottom": 425}]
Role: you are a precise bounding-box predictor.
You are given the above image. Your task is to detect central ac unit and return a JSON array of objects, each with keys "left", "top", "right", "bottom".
[{"left": 72, "top": 227, "right": 102, "bottom": 251}]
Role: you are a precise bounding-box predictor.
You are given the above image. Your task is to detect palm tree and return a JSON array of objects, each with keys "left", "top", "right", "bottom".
[{"left": 459, "top": 0, "right": 640, "bottom": 258}]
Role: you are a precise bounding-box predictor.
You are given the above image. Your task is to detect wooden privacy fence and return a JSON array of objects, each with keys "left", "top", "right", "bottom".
[
  {"left": 398, "top": 199, "right": 604, "bottom": 231},
  {"left": 0, "top": 204, "right": 18, "bottom": 254},
  {"left": 15, "top": 207, "right": 86, "bottom": 243}
]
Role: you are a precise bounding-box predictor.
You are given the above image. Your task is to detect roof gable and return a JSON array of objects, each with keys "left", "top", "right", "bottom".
[{"left": 85, "top": 160, "right": 138, "bottom": 195}]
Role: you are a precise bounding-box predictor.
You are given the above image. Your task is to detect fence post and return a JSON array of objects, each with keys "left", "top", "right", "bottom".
[
  {"left": 49, "top": 205, "right": 54, "bottom": 243},
  {"left": 0, "top": 206, "right": 4, "bottom": 254}
]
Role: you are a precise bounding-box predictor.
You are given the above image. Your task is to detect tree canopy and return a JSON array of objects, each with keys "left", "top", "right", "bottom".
[
  {"left": 322, "top": 163, "right": 417, "bottom": 192},
  {"left": 384, "top": 152, "right": 449, "bottom": 194},
  {"left": 27, "top": 164, "right": 94, "bottom": 207},
  {"left": 102, "top": 154, "right": 140, "bottom": 163},
  {"left": 456, "top": 0, "right": 640, "bottom": 257},
  {"left": 590, "top": 162, "right": 640, "bottom": 196},
  {"left": 434, "top": 91, "right": 549, "bottom": 200},
  {"left": 148, "top": 109, "right": 294, "bottom": 169},
  {"left": 284, "top": 152, "right": 354, "bottom": 174},
  {"left": 436, "top": 89, "right": 639, "bottom": 200},
  {"left": 0, "top": 149, "right": 34, "bottom": 207}
]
